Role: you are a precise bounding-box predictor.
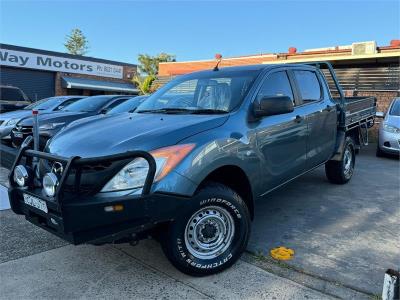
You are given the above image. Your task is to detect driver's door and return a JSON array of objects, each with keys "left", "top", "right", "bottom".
[{"left": 254, "top": 70, "right": 307, "bottom": 193}]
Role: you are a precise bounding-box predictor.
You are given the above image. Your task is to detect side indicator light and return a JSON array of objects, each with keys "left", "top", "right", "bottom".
[{"left": 104, "top": 204, "right": 124, "bottom": 212}]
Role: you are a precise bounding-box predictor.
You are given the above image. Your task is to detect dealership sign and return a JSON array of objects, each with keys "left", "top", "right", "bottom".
[{"left": 0, "top": 48, "right": 123, "bottom": 79}]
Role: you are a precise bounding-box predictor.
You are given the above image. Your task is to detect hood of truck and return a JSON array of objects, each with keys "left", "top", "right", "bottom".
[
  {"left": 47, "top": 112, "right": 229, "bottom": 157},
  {"left": 18, "top": 111, "right": 93, "bottom": 127}
]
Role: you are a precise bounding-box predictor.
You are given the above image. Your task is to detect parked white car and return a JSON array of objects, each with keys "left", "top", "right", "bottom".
[{"left": 376, "top": 97, "right": 400, "bottom": 157}]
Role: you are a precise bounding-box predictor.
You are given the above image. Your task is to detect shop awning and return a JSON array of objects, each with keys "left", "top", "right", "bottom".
[{"left": 61, "top": 76, "right": 138, "bottom": 93}]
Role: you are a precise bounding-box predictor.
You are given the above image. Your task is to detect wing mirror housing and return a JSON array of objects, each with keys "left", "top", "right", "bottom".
[
  {"left": 253, "top": 96, "right": 294, "bottom": 117},
  {"left": 375, "top": 111, "right": 385, "bottom": 118}
]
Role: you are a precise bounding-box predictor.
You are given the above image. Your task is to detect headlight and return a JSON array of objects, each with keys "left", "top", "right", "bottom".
[
  {"left": 383, "top": 123, "right": 400, "bottom": 134},
  {"left": 43, "top": 173, "right": 58, "bottom": 197},
  {"left": 101, "top": 144, "right": 195, "bottom": 193},
  {"left": 6, "top": 118, "right": 20, "bottom": 126},
  {"left": 39, "top": 122, "right": 65, "bottom": 130},
  {"left": 13, "top": 165, "right": 29, "bottom": 187}
]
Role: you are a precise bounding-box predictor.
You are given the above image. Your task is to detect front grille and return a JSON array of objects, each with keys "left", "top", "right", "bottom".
[{"left": 19, "top": 126, "right": 33, "bottom": 134}]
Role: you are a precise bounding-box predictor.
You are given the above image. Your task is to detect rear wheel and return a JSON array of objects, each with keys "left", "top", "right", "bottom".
[
  {"left": 325, "top": 137, "right": 355, "bottom": 184},
  {"left": 161, "top": 182, "right": 251, "bottom": 276}
]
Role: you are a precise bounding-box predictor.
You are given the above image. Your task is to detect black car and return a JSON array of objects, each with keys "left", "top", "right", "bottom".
[
  {"left": 11, "top": 95, "right": 132, "bottom": 148},
  {"left": 0, "top": 85, "right": 31, "bottom": 113}
]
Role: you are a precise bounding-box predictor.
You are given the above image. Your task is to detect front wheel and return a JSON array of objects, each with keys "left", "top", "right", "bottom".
[
  {"left": 161, "top": 182, "right": 251, "bottom": 276},
  {"left": 325, "top": 136, "right": 355, "bottom": 184}
]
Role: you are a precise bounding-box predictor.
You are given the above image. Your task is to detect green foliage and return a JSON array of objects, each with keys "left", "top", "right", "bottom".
[
  {"left": 137, "top": 53, "right": 176, "bottom": 75},
  {"left": 132, "top": 75, "right": 156, "bottom": 95},
  {"left": 64, "top": 28, "right": 89, "bottom": 55}
]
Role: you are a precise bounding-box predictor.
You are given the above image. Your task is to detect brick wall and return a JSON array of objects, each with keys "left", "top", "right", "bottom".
[{"left": 355, "top": 91, "right": 399, "bottom": 141}]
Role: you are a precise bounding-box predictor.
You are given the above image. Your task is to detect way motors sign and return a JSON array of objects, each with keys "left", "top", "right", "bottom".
[{"left": 0, "top": 48, "right": 123, "bottom": 79}]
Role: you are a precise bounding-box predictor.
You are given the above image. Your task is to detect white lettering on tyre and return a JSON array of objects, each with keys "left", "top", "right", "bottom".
[
  {"left": 200, "top": 198, "right": 241, "bottom": 218},
  {"left": 177, "top": 238, "right": 233, "bottom": 269}
]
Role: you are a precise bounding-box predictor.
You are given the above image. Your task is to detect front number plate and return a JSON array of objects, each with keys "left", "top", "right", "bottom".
[
  {"left": 14, "top": 132, "right": 23, "bottom": 138},
  {"left": 23, "top": 194, "right": 48, "bottom": 213}
]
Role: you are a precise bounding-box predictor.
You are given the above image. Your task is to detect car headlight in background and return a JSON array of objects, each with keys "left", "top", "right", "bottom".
[
  {"left": 5, "top": 118, "right": 20, "bottom": 126},
  {"left": 101, "top": 144, "right": 195, "bottom": 193},
  {"left": 39, "top": 122, "right": 66, "bottom": 130},
  {"left": 383, "top": 123, "right": 400, "bottom": 134}
]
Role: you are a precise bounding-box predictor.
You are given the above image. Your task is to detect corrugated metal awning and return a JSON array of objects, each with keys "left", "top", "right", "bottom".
[{"left": 61, "top": 76, "right": 138, "bottom": 93}]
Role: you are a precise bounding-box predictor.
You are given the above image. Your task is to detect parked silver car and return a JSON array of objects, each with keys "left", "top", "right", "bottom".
[{"left": 376, "top": 97, "right": 400, "bottom": 157}]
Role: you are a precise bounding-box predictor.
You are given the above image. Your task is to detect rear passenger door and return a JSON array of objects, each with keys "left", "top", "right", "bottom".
[
  {"left": 291, "top": 68, "right": 337, "bottom": 169},
  {"left": 254, "top": 69, "right": 307, "bottom": 192}
]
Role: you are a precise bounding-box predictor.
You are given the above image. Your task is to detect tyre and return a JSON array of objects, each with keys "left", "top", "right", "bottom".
[
  {"left": 325, "top": 136, "right": 355, "bottom": 184},
  {"left": 161, "top": 182, "right": 251, "bottom": 276}
]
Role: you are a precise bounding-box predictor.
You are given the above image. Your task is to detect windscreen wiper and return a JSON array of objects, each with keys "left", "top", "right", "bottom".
[
  {"left": 137, "top": 108, "right": 228, "bottom": 114},
  {"left": 188, "top": 109, "right": 228, "bottom": 114},
  {"left": 137, "top": 108, "right": 194, "bottom": 114}
]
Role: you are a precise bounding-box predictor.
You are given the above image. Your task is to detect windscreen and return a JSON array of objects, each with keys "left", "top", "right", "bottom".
[
  {"left": 136, "top": 70, "right": 259, "bottom": 114},
  {"left": 389, "top": 99, "right": 400, "bottom": 116},
  {"left": 62, "top": 96, "right": 113, "bottom": 112},
  {"left": 108, "top": 96, "right": 148, "bottom": 114},
  {"left": 0, "top": 87, "right": 27, "bottom": 101},
  {"left": 25, "top": 97, "right": 66, "bottom": 110}
]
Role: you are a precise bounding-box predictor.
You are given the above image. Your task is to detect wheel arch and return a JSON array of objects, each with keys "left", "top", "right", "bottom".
[{"left": 196, "top": 165, "right": 255, "bottom": 220}]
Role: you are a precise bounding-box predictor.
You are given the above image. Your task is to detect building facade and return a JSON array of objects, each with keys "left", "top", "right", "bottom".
[
  {"left": 0, "top": 44, "right": 138, "bottom": 101},
  {"left": 158, "top": 40, "right": 400, "bottom": 116}
]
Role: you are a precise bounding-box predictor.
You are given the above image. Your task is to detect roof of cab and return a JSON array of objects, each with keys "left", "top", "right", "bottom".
[{"left": 181, "top": 63, "right": 316, "bottom": 77}]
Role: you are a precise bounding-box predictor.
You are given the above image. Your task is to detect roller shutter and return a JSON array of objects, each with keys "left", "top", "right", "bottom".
[{"left": 0, "top": 66, "right": 55, "bottom": 101}]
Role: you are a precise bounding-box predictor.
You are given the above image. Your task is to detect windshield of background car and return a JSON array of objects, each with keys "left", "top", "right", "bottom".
[
  {"left": 389, "top": 99, "right": 400, "bottom": 116},
  {"left": 0, "top": 87, "right": 27, "bottom": 101},
  {"left": 25, "top": 97, "right": 67, "bottom": 110},
  {"left": 108, "top": 96, "right": 148, "bottom": 114},
  {"left": 136, "top": 70, "right": 260, "bottom": 113},
  {"left": 62, "top": 96, "right": 113, "bottom": 112}
]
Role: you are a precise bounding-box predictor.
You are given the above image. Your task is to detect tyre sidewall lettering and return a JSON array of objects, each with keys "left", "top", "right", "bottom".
[{"left": 174, "top": 195, "right": 246, "bottom": 270}]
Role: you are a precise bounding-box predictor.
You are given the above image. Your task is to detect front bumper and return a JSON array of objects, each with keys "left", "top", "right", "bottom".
[
  {"left": 10, "top": 129, "right": 51, "bottom": 149},
  {"left": 379, "top": 129, "right": 400, "bottom": 154},
  {"left": 8, "top": 143, "right": 187, "bottom": 245},
  {"left": 9, "top": 187, "right": 187, "bottom": 244}
]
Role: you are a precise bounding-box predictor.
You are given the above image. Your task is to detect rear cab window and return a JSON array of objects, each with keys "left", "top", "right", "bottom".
[{"left": 293, "top": 70, "right": 322, "bottom": 104}]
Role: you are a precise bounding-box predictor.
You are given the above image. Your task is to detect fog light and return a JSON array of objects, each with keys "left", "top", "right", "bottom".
[
  {"left": 14, "top": 165, "right": 29, "bottom": 187},
  {"left": 43, "top": 173, "right": 58, "bottom": 197}
]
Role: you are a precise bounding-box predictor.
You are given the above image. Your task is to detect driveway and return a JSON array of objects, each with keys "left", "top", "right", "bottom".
[
  {"left": 248, "top": 145, "right": 400, "bottom": 295},
  {"left": 0, "top": 211, "right": 332, "bottom": 300}
]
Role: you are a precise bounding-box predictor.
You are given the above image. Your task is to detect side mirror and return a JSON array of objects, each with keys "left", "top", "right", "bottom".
[
  {"left": 375, "top": 111, "right": 385, "bottom": 118},
  {"left": 253, "top": 96, "right": 294, "bottom": 117},
  {"left": 100, "top": 108, "right": 109, "bottom": 114}
]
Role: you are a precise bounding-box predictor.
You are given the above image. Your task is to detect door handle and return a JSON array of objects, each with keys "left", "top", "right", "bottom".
[{"left": 294, "top": 115, "right": 304, "bottom": 123}]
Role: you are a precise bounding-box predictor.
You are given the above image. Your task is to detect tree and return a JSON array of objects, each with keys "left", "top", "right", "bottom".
[
  {"left": 64, "top": 28, "right": 89, "bottom": 55},
  {"left": 132, "top": 74, "right": 156, "bottom": 95},
  {"left": 137, "top": 53, "right": 176, "bottom": 75}
]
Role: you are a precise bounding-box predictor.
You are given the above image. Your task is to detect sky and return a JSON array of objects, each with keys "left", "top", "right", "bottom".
[{"left": 1, "top": 0, "right": 399, "bottom": 65}]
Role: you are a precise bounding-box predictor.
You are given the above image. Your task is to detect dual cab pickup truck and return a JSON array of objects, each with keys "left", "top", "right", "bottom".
[{"left": 8, "top": 62, "right": 376, "bottom": 275}]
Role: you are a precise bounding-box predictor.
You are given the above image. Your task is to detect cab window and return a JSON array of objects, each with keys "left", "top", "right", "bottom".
[
  {"left": 257, "top": 71, "right": 295, "bottom": 103},
  {"left": 293, "top": 70, "right": 322, "bottom": 103}
]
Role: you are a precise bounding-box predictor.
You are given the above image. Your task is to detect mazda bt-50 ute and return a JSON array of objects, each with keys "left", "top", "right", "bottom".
[{"left": 8, "top": 62, "right": 376, "bottom": 275}]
